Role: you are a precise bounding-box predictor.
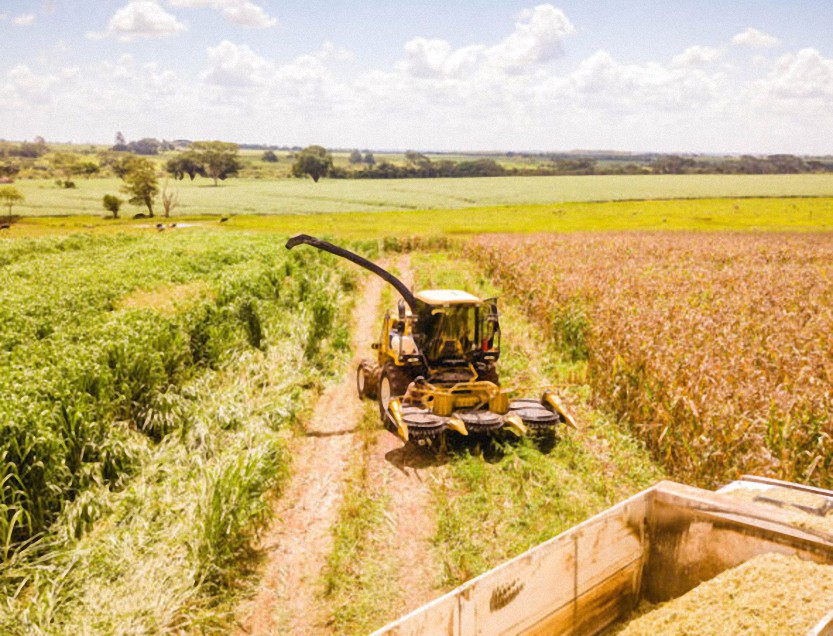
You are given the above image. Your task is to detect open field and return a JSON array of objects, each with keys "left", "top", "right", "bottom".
[
  {"left": 7, "top": 197, "right": 833, "bottom": 239},
  {"left": 9, "top": 173, "right": 833, "bottom": 218},
  {"left": 470, "top": 232, "right": 833, "bottom": 488}
]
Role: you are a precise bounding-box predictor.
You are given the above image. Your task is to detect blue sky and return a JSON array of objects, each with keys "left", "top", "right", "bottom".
[{"left": 1, "top": 1, "right": 832, "bottom": 153}]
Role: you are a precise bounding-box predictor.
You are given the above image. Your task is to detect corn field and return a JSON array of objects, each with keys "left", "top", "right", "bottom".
[{"left": 470, "top": 232, "right": 833, "bottom": 487}]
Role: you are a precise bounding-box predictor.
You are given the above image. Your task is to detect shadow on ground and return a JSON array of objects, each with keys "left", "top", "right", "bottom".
[{"left": 384, "top": 431, "right": 560, "bottom": 470}]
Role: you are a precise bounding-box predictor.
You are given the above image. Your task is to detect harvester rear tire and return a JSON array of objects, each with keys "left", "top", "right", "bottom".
[
  {"left": 378, "top": 363, "right": 413, "bottom": 427},
  {"left": 356, "top": 360, "right": 379, "bottom": 400}
]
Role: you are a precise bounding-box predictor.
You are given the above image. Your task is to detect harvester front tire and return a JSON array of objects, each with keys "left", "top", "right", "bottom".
[
  {"left": 378, "top": 363, "right": 412, "bottom": 427},
  {"left": 357, "top": 365, "right": 367, "bottom": 399}
]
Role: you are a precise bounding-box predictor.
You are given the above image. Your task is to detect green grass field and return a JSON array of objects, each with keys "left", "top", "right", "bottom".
[
  {"left": 9, "top": 173, "right": 833, "bottom": 218},
  {"left": 10, "top": 197, "right": 833, "bottom": 238}
]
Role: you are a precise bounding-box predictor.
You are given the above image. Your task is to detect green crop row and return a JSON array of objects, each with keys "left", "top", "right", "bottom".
[{"left": 0, "top": 231, "right": 354, "bottom": 557}]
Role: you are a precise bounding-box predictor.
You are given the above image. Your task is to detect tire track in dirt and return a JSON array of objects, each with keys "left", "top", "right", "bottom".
[
  {"left": 236, "top": 273, "right": 385, "bottom": 635},
  {"left": 367, "top": 436, "right": 444, "bottom": 619},
  {"left": 364, "top": 255, "right": 445, "bottom": 621}
]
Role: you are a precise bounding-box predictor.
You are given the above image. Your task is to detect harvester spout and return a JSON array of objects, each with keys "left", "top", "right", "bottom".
[{"left": 285, "top": 234, "right": 417, "bottom": 310}]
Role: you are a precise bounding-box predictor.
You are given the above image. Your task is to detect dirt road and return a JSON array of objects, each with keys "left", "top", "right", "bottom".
[
  {"left": 237, "top": 257, "right": 442, "bottom": 633},
  {"left": 236, "top": 273, "right": 382, "bottom": 634}
]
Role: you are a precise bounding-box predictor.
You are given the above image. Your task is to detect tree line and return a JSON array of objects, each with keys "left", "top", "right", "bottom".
[
  {"left": 328, "top": 152, "right": 833, "bottom": 179},
  {"left": 2, "top": 136, "right": 833, "bottom": 195}
]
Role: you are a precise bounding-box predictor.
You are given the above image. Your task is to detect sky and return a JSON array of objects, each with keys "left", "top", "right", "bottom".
[{"left": 1, "top": 1, "right": 832, "bottom": 154}]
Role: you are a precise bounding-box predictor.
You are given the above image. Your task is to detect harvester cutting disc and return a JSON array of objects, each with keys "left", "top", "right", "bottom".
[
  {"left": 401, "top": 406, "right": 446, "bottom": 438},
  {"left": 508, "top": 399, "right": 561, "bottom": 429},
  {"left": 457, "top": 410, "right": 504, "bottom": 433}
]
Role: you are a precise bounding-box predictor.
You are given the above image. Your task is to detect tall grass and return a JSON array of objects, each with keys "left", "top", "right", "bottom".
[{"left": 0, "top": 230, "right": 356, "bottom": 631}]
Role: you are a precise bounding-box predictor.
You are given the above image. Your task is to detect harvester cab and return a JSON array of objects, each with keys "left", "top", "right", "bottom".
[{"left": 286, "top": 234, "right": 575, "bottom": 444}]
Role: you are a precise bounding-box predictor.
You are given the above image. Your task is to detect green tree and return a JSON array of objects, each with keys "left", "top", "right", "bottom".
[
  {"left": 261, "top": 150, "right": 278, "bottom": 162},
  {"left": 127, "top": 138, "right": 161, "bottom": 155},
  {"left": 166, "top": 153, "right": 206, "bottom": 181},
  {"left": 0, "top": 162, "right": 20, "bottom": 179},
  {"left": 190, "top": 141, "right": 242, "bottom": 186},
  {"left": 292, "top": 145, "right": 333, "bottom": 182},
  {"left": 50, "top": 152, "right": 82, "bottom": 185},
  {"left": 102, "top": 194, "right": 123, "bottom": 219},
  {"left": 120, "top": 157, "right": 159, "bottom": 217},
  {"left": 0, "top": 186, "right": 24, "bottom": 223},
  {"left": 78, "top": 161, "right": 100, "bottom": 179},
  {"left": 111, "top": 155, "right": 139, "bottom": 179},
  {"left": 348, "top": 149, "right": 363, "bottom": 164},
  {"left": 363, "top": 152, "right": 376, "bottom": 166}
]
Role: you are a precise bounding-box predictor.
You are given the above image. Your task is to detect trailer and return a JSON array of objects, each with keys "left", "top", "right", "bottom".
[{"left": 375, "top": 477, "right": 833, "bottom": 635}]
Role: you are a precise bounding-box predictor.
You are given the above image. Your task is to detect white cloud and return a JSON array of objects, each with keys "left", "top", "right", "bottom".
[
  {"left": 558, "top": 49, "right": 727, "bottom": 114},
  {"left": 397, "top": 3, "right": 574, "bottom": 79},
  {"left": 271, "top": 45, "right": 355, "bottom": 106},
  {"left": 397, "top": 38, "right": 485, "bottom": 78},
  {"left": 732, "top": 27, "right": 780, "bottom": 49},
  {"left": 7, "top": 65, "right": 57, "bottom": 103},
  {"left": 672, "top": 45, "right": 722, "bottom": 67},
  {"left": 90, "top": 1, "right": 187, "bottom": 41},
  {"left": 201, "top": 40, "right": 273, "bottom": 86},
  {"left": 487, "top": 4, "right": 575, "bottom": 71},
  {"left": 315, "top": 41, "right": 353, "bottom": 63},
  {"left": 13, "top": 13, "right": 36, "bottom": 26},
  {"left": 168, "top": 0, "right": 276, "bottom": 27},
  {"left": 758, "top": 48, "right": 833, "bottom": 102}
]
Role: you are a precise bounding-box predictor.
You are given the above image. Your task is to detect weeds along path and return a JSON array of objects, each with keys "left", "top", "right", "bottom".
[{"left": 237, "top": 272, "right": 385, "bottom": 635}]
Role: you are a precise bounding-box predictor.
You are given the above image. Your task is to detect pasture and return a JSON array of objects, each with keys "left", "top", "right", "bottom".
[{"left": 7, "top": 197, "right": 833, "bottom": 240}]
